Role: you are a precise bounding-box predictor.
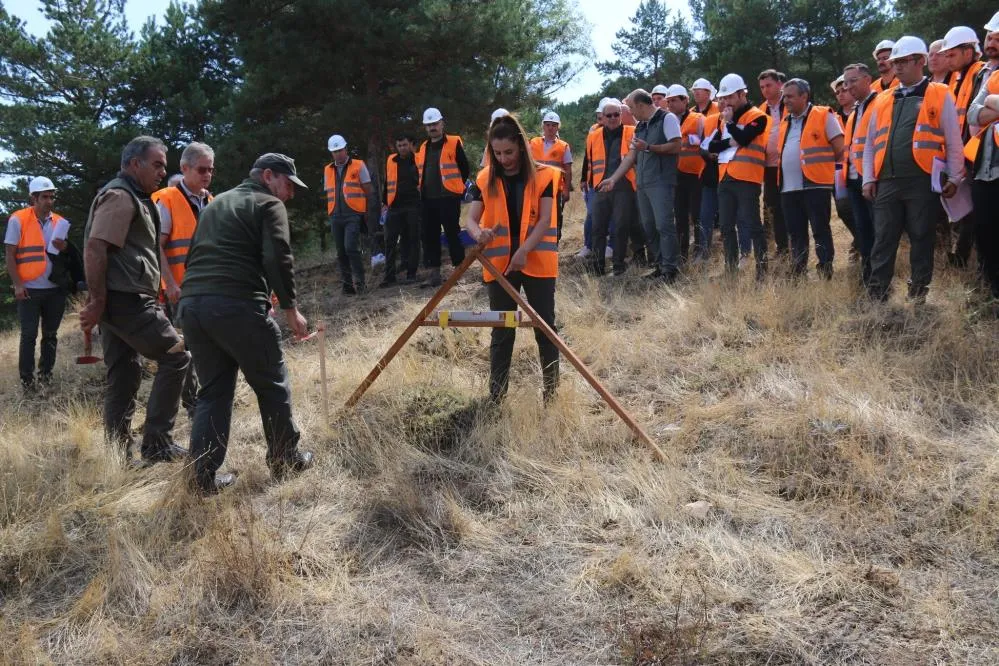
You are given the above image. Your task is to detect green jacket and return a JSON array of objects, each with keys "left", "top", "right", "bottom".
[{"left": 181, "top": 178, "right": 297, "bottom": 308}]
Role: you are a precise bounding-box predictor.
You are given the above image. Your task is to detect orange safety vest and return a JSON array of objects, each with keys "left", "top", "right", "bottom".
[
  {"left": 477, "top": 165, "right": 559, "bottom": 282},
  {"left": 151, "top": 185, "right": 211, "bottom": 287},
  {"left": 872, "top": 76, "right": 899, "bottom": 93},
  {"left": 677, "top": 111, "right": 705, "bottom": 176},
  {"left": 949, "top": 60, "right": 986, "bottom": 135},
  {"left": 843, "top": 96, "right": 878, "bottom": 177},
  {"left": 385, "top": 153, "right": 400, "bottom": 207},
  {"left": 696, "top": 101, "right": 719, "bottom": 116},
  {"left": 10, "top": 207, "right": 62, "bottom": 282},
  {"left": 964, "top": 70, "right": 999, "bottom": 163},
  {"left": 529, "top": 137, "right": 569, "bottom": 193},
  {"left": 324, "top": 159, "right": 368, "bottom": 215},
  {"left": 585, "top": 125, "right": 636, "bottom": 189},
  {"left": 719, "top": 106, "right": 770, "bottom": 184},
  {"left": 870, "top": 82, "right": 950, "bottom": 178},
  {"left": 776, "top": 105, "right": 840, "bottom": 187},
  {"left": 415, "top": 134, "right": 466, "bottom": 195}
]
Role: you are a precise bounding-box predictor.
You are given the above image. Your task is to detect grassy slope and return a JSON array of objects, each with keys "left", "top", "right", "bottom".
[{"left": 1, "top": 194, "right": 998, "bottom": 665}]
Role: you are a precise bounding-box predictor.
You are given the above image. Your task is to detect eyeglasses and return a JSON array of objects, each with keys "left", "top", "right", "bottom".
[
  {"left": 196, "top": 166, "right": 215, "bottom": 175},
  {"left": 892, "top": 56, "right": 919, "bottom": 67},
  {"left": 604, "top": 113, "right": 621, "bottom": 118},
  {"left": 843, "top": 77, "right": 862, "bottom": 85}
]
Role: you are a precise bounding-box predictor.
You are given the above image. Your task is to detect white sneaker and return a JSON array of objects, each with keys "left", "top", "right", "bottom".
[
  {"left": 605, "top": 247, "right": 613, "bottom": 258},
  {"left": 576, "top": 247, "right": 591, "bottom": 258},
  {"left": 371, "top": 253, "right": 386, "bottom": 268}
]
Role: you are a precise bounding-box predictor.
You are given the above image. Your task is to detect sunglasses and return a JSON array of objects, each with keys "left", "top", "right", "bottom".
[
  {"left": 195, "top": 166, "right": 215, "bottom": 175},
  {"left": 604, "top": 112, "right": 621, "bottom": 118}
]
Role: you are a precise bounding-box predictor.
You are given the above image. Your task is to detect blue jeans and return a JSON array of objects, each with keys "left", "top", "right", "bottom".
[
  {"left": 698, "top": 186, "right": 718, "bottom": 259},
  {"left": 718, "top": 179, "right": 766, "bottom": 275},
  {"left": 584, "top": 187, "right": 615, "bottom": 250},
  {"left": 637, "top": 184, "right": 679, "bottom": 273}
]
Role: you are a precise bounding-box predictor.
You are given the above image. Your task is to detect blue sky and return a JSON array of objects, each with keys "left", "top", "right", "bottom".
[{"left": 4, "top": 0, "right": 690, "bottom": 103}]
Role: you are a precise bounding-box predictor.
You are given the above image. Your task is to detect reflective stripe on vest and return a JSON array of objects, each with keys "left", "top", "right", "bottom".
[
  {"left": 776, "top": 105, "right": 838, "bottom": 187},
  {"left": 151, "top": 185, "right": 209, "bottom": 288},
  {"left": 719, "top": 106, "right": 769, "bottom": 184},
  {"left": 678, "top": 111, "right": 705, "bottom": 176},
  {"left": 872, "top": 82, "right": 950, "bottom": 178},
  {"left": 10, "top": 207, "right": 52, "bottom": 282},
  {"left": 323, "top": 159, "right": 368, "bottom": 215},
  {"left": 586, "top": 125, "right": 636, "bottom": 189},
  {"left": 475, "top": 165, "right": 559, "bottom": 282},
  {"left": 415, "top": 135, "right": 466, "bottom": 195}
]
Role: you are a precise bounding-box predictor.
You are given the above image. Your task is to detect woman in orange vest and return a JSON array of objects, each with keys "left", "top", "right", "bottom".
[{"left": 466, "top": 114, "right": 560, "bottom": 404}]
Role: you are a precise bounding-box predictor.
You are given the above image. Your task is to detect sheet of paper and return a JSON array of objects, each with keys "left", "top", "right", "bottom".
[
  {"left": 47, "top": 218, "right": 70, "bottom": 255},
  {"left": 687, "top": 134, "right": 701, "bottom": 146},
  {"left": 941, "top": 179, "right": 973, "bottom": 222},
  {"left": 834, "top": 164, "right": 847, "bottom": 200},
  {"left": 930, "top": 157, "right": 946, "bottom": 194},
  {"left": 718, "top": 146, "right": 737, "bottom": 164}
]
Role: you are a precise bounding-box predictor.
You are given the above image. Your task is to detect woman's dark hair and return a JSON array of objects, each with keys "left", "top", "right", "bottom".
[{"left": 486, "top": 114, "right": 536, "bottom": 195}]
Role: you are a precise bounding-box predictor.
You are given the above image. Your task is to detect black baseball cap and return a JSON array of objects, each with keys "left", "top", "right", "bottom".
[{"left": 252, "top": 152, "right": 308, "bottom": 188}]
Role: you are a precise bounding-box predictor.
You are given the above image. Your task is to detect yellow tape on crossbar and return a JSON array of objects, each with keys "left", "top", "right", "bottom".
[
  {"left": 505, "top": 311, "right": 517, "bottom": 328},
  {"left": 438, "top": 311, "right": 449, "bottom": 328}
]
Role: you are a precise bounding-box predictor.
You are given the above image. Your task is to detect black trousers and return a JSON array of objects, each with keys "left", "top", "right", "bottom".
[
  {"left": 764, "top": 166, "right": 789, "bottom": 253},
  {"left": 675, "top": 172, "right": 702, "bottom": 260},
  {"left": 487, "top": 273, "right": 558, "bottom": 401},
  {"left": 718, "top": 179, "right": 767, "bottom": 276},
  {"left": 591, "top": 186, "right": 638, "bottom": 272},
  {"left": 781, "top": 189, "right": 834, "bottom": 276},
  {"left": 869, "top": 176, "right": 938, "bottom": 300},
  {"left": 385, "top": 204, "right": 421, "bottom": 280},
  {"left": 972, "top": 179, "right": 999, "bottom": 297},
  {"left": 17, "top": 287, "right": 67, "bottom": 385},
  {"left": 100, "top": 291, "right": 189, "bottom": 458},
  {"left": 180, "top": 295, "right": 302, "bottom": 484},
  {"left": 163, "top": 299, "right": 199, "bottom": 414},
  {"left": 421, "top": 196, "right": 465, "bottom": 269}
]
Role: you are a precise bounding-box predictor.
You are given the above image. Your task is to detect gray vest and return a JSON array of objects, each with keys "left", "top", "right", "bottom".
[
  {"left": 635, "top": 108, "right": 678, "bottom": 187},
  {"left": 83, "top": 175, "right": 161, "bottom": 296},
  {"left": 883, "top": 95, "right": 925, "bottom": 180}
]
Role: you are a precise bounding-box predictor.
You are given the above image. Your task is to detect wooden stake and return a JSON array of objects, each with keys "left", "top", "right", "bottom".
[{"left": 318, "top": 322, "right": 329, "bottom": 424}]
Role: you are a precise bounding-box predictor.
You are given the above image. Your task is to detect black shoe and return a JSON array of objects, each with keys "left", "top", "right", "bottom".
[
  {"left": 612, "top": 265, "right": 627, "bottom": 276},
  {"left": 193, "top": 472, "right": 237, "bottom": 496},
  {"left": 342, "top": 283, "right": 357, "bottom": 295},
  {"left": 401, "top": 274, "right": 417, "bottom": 284},
  {"left": 270, "top": 450, "right": 314, "bottom": 480},
  {"left": 142, "top": 443, "right": 188, "bottom": 465},
  {"left": 421, "top": 271, "right": 442, "bottom": 287},
  {"left": 643, "top": 267, "right": 663, "bottom": 279},
  {"left": 660, "top": 271, "right": 680, "bottom": 285}
]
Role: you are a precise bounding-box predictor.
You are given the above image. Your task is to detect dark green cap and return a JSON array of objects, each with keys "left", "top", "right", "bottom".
[{"left": 252, "top": 152, "right": 308, "bottom": 189}]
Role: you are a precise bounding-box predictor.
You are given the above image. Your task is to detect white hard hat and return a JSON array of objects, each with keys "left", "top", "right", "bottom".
[
  {"left": 28, "top": 176, "right": 55, "bottom": 194},
  {"left": 327, "top": 134, "right": 347, "bottom": 152},
  {"left": 890, "top": 35, "right": 929, "bottom": 60},
  {"left": 717, "top": 73, "right": 748, "bottom": 97},
  {"left": 690, "top": 78, "right": 717, "bottom": 99},
  {"left": 873, "top": 39, "right": 896, "bottom": 57},
  {"left": 941, "top": 26, "right": 980, "bottom": 51},
  {"left": 986, "top": 11, "right": 999, "bottom": 32},
  {"left": 595, "top": 97, "right": 611, "bottom": 113},
  {"left": 542, "top": 111, "right": 561, "bottom": 124},
  {"left": 422, "top": 107, "right": 443, "bottom": 124},
  {"left": 830, "top": 74, "right": 845, "bottom": 93},
  {"left": 603, "top": 97, "right": 623, "bottom": 109},
  {"left": 490, "top": 108, "right": 509, "bottom": 122},
  {"left": 651, "top": 84, "right": 669, "bottom": 96},
  {"left": 666, "top": 84, "right": 688, "bottom": 99}
]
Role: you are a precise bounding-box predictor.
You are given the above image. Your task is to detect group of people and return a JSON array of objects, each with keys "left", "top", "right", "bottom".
[
  {"left": 574, "top": 16, "right": 999, "bottom": 303},
  {"left": 8, "top": 14, "right": 999, "bottom": 494}
]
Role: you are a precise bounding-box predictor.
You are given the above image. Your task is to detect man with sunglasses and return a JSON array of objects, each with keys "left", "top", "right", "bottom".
[
  {"left": 5, "top": 176, "right": 71, "bottom": 392},
  {"left": 862, "top": 37, "right": 965, "bottom": 303},
  {"left": 152, "top": 142, "right": 214, "bottom": 417},
  {"left": 81, "top": 136, "right": 191, "bottom": 466}
]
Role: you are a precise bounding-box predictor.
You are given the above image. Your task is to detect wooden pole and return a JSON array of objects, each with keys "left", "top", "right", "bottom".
[
  {"left": 343, "top": 246, "right": 482, "bottom": 408},
  {"left": 477, "top": 255, "right": 667, "bottom": 461},
  {"left": 318, "top": 322, "right": 329, "bottom": 424}
]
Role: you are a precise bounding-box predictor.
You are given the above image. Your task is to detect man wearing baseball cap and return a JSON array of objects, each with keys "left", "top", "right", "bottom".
[
  {"left": 179, "top": 152, "right": 313, "bottom": 494},
  {"left": 416, "top": 107, "right": 470, "bottom": 286},
  {"left": 4, "top": 176, "right": 71, "bottom": 392},
  {"left": 324, "top": 134, "right": 374, "bottom": 294},
  {"left": 530, "top": 111, "right": 573, "bottom": 238}
]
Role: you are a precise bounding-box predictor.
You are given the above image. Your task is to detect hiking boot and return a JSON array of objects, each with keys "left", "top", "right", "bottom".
[
  {"left": 192, "top": 472, "right": 237, "bottom": 496},
  {"left": 421, "top": 271, "right": 442, "bottom": 288},
  {"left": 643, "top": 267, "right": 663, "bottom": 279},
  {"left": 270, "top": 450, "right": 314, "bottom": 481},
  {"left": 141, "top": 443, "right": 189, "bottom": 465},
  {"left": 576, "top": 246, "right": 592, "bottom": 258},
  {"left": 379, "top": 276, "right": 397, "bottom": 288}
]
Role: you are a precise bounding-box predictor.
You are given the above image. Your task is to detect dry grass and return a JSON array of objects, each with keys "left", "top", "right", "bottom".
[{"left": 1, "top": 196, "right": 998, "bottom": 665}]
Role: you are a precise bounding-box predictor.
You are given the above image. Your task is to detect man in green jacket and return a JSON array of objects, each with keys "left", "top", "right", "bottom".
[
  {"left": 179, "top": 153, "right": 313, "bottom": 494},
  {"left": 81, "top": 136, "right": 190, "bottom": 466}
]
